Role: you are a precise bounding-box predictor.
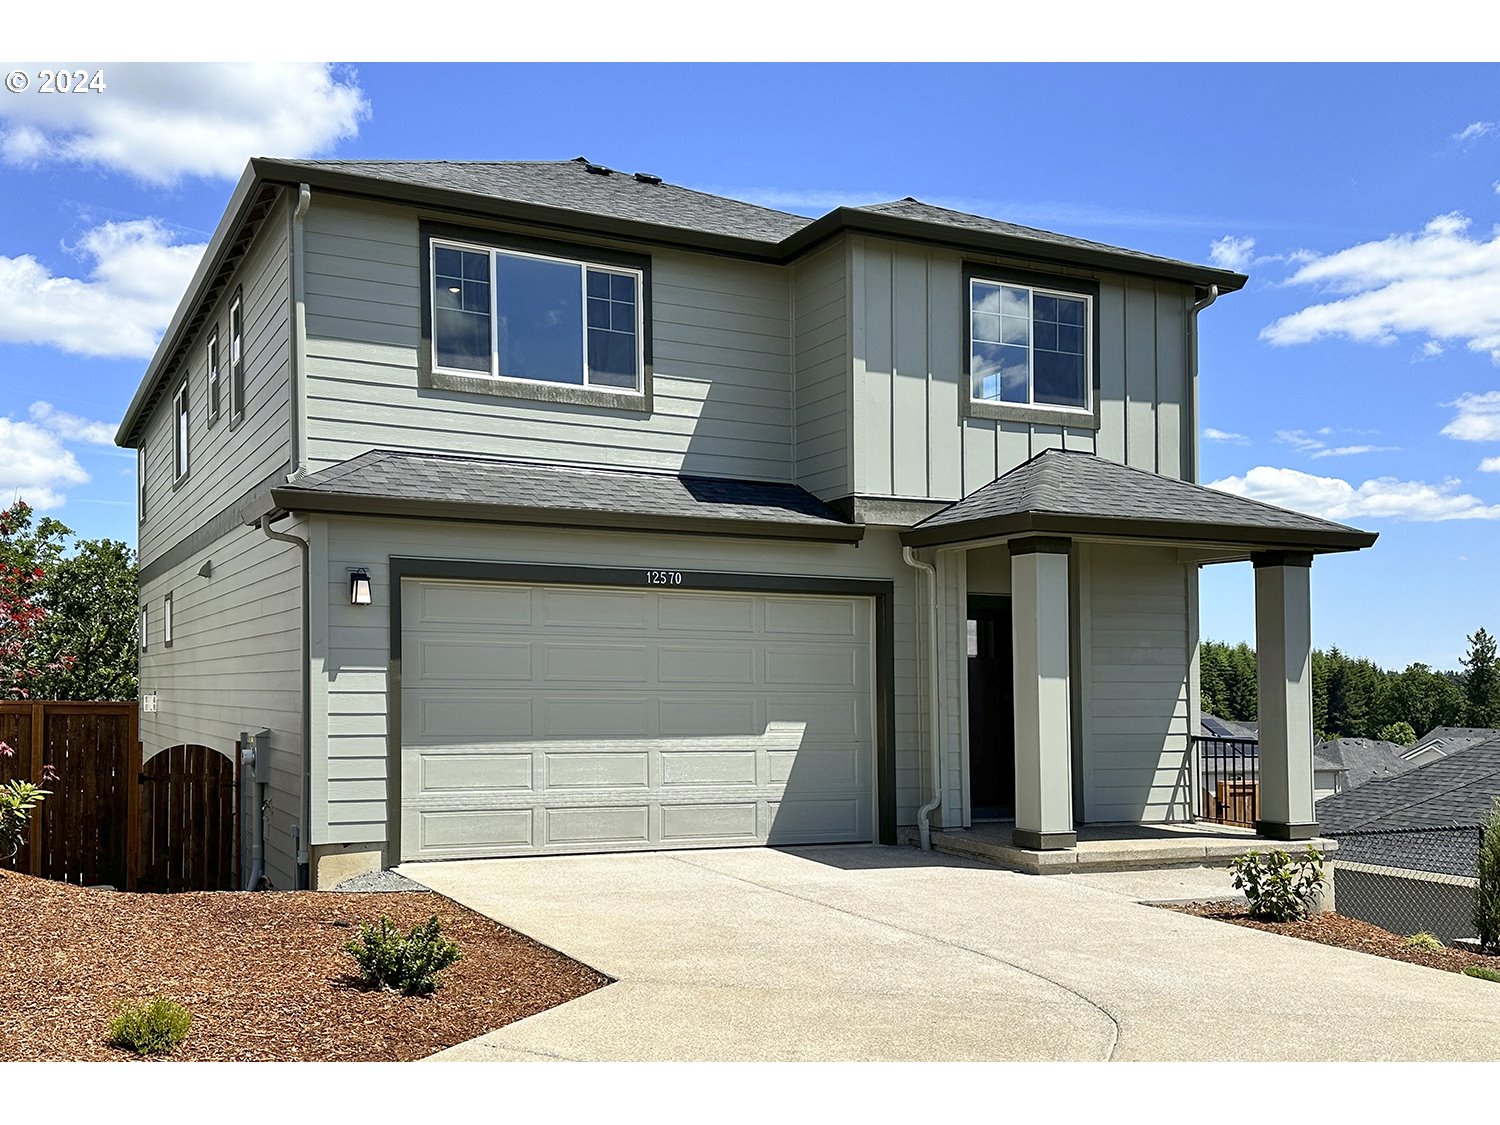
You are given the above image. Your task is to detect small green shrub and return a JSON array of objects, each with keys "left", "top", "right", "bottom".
[
  {"left": 107, "top": 997, "right": 193, "bottom": 1055},
  {"left": 1229, "top": 845, "right": 1325, "bottom": 922},
  {"left": 1475, "top": 801, "right": 1500, "bottom": 953},
  {"left": 343, "top": 914, "right": 461, "bottom": 997},
  {"left": 1402, "top": 931, "right": 1445, "bottom": 952},
  {"left": 1462, "top": 965, "right": 1500, "bottom": 984}
]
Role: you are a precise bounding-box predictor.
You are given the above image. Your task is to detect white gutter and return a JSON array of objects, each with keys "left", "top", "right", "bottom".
[
  {"left": 287, "top": 184, "right": 312, "bottom": 482},
  {"left": 902, "top": 546, "right": 944, "bottom": 850},
  {"left": 262, "top": 514, "right": 312, "bottom": 888}
]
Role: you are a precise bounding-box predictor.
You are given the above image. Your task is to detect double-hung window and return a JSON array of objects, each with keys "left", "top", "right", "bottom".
[
  {"left": 173, "top": 380, "right": 190, "bottom": 482},
  {"left": 229, "top": 291, "right": 244, "bottom": 423},
  {"left": 427, "top": 233, "right": 648, "bottom": 400},
  {"left": 206, "top": 328, "right": 221, "bottom": 426},
  {"left": 967, "top": 272, "right": 1095, "bottom": 421}
]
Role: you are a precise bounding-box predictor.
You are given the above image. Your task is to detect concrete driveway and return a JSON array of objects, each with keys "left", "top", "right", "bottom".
[{"left": 401, "top": 845, "right": 1500, "bottom": 1062}]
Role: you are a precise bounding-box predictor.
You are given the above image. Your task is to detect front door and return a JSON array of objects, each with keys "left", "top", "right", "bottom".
[{"left": 967, "top": 596, "right": 1015, "bottom": 819}]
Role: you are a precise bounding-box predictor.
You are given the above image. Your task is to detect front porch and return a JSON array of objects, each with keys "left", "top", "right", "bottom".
[{"left": 898, "top": 450, "right": 1377, "bottom": 869}]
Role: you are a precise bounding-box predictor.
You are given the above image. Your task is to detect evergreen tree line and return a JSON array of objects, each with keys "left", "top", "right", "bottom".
[{"left": 1201, "top": 628, "right": 1500, "bottom": 746}]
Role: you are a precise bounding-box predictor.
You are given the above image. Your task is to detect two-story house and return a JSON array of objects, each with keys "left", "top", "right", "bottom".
[{"left": 117, "top": 158, "right": 1376, "bottom": 890}]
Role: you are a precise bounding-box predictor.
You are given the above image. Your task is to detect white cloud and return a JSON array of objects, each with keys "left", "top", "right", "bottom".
[
  {"left": 1421, "top": 340, "right": 1445, "bottom": 358},
  {"left": 1209, "top": 465, "right": 1500, "bottom": 522},
  {"left": 1455, "top": 121, "right": 1497, "bottom": 145},
  {"left": 0, "top": 63, "right": 367, "bottom": 184},
  {"left": 1203, "top": 426, "right": 1250, "bottom": 444},
  {"left": 0, "top": 219, "right": 204, "bottom": 358},
  {"left": 1209, "top": 235, "right": 1257, "bottom": 272},
  {"left": 0, "top": 418, "right": 89, "bottom": 510},
  {"left": 28, "top": 401, "right": 116, "bottom": 445},
  {"left": 1275, "top": 428, "right": 1397, "bottom": 458},
  {"left": 1312, "top": 444, "right": 1398, "bottom": 458},
  {"left": 1480, "top": 457, "right": 1500, "bottom": 473},
  {"left": 1442, "top": 391, "right": 1500, "bottom": 441},
  {"left": 1260, "top": 212, "right": 1500, "bottom": 361}
]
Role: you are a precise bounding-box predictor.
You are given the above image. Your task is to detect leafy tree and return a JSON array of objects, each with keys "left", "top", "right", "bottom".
[
  {"left": 1375, "top": 721, "right": 1417, "bottom": 746},
  {"left": 1462, "top": 627, "right": 1500, "bottom": 728},
  {"left": 0, "top": 500, "right": 138, "bottom": 701}
]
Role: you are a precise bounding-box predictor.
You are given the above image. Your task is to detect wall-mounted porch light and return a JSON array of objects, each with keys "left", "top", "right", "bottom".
[{"left": 349, "top": 568, "right": 372, "bottom": 606}]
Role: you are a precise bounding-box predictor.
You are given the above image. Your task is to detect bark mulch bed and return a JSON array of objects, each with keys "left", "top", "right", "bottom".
[
  {"left": 1163, "top": 900, "right": 1500, "bottom": 977},
  {"left": 0, "top": 870, "right": 608, "bottom": 1061}
]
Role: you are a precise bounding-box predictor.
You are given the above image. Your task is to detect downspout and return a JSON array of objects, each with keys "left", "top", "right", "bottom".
[
  {"left": 263, "top": 513, "right": 312, "bottom": 889},
  {"left": 286, "top": 184, "right": 311, "bottom": 482},
  {"left": 1186, "top": 284, "right": 1218, "bottom": 815},
  {"left": 1187, "top": 285, "right": 1218, "bottom": 484},
  {"left": 240, "top": 740, "right": 265, "bottom": 891},
  {"left": 903, "top": 546, "right": 944, "bottom": 850}
]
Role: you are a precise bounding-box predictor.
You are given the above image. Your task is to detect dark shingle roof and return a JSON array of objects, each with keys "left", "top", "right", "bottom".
[
  {"left": 270, "top": 450, "right": 861, "bottom": 542},
  {"left": 1406, "top": 726, "right": 1500, "bottom": 763},
  {"left": 1313, "top": 738, "right": 1413, "bottom": 790},
  {"left": 1201, "top": 714, "right": 1258, "bottom": 740},
  {"left": 269, "top": 158, "right": 811, "bottom": 244},
  {"left": 901, "top": 449, "right": 1377, "bottom": 551},
  {"left": 1317, "top": 741, "right": 1500, "bottom": 834}
]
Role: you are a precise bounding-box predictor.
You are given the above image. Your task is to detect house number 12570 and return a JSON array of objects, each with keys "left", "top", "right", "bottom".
[{"left": 645, "top": 570, "right": 684, "bottom": 585}]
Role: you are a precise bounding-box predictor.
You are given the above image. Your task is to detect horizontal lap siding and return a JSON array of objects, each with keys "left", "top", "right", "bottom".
[
  {"left": 1082, "top": 543, "right": 1192, "bottom": 823},
  {"left": 138, "top": 520, "right": 304, "bottom": 890},
  {"left": 793, "top": 240, "right": 851, "bottom": 499},
  {"left": 852, "top": 237, "right": 1197, "bottom": 503},
  {"left": 314, "top": 519, "right": 922, "bottom": 847},
  {"left": 302, "top": 198, "right": 794, "bottom": 482},
  {"left": 139, "top": 193, "right": 292, "bottom": 560}
]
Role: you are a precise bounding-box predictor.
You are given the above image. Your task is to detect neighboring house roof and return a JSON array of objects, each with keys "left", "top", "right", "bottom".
[
  {"left": 1312, "top": 738, "right": 1412, "bottom": 790},
  {"left": 1405, "top": 726, "right": 1500, "bottom": 765},
  {"left": 1201, "top": 714, "right": 1258, "bottom": 740},
  {"left": 116, "top": 156, "right": 1247, "bottom": 448},
  {"left": 1317, "top": 740, "right": 1500, "bottom": 834},
  {"left": 899, "top": 449, "right": 1378, "bottom": 552},
  {"left": 270, "top": 450, "right": 863, "bottom": 543}
]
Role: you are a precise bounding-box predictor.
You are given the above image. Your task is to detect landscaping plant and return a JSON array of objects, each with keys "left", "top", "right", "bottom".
[
  {"left": 343, "top": 914, "right": 462, "bottom": 996},
  {"left": 1463, "top": 966, "right": 1500, "bottom": 984},
  {"left": 0, "top": 741, "right": 53, "bottom": 863},
  {"left": 107, "top": 998, "right": 193, "bottom": 1055},
  {"left": 1402, "top": 931, "right": 1445, "bottom": 952},
  {"left": 1228, "top": 846, "right": 1325, "bottom": 922},
  {"left": 1476, "top": 800, "right": 1500, "bottom": 953}
]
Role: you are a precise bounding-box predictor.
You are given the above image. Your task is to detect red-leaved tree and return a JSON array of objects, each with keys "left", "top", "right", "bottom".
[{"left": 0, "top": 501, "right": 52, "bottom": 699}]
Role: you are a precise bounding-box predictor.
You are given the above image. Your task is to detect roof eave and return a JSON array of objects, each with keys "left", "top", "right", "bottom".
[
  {"left": 270, "top": 486, "right": 866, "bottom": 544},
  {"left": 899, "top": 511, "right": 1378, "bottom": 552},
  {"left": 784, "top": 207, "right": 1248, "bottom": 291}
]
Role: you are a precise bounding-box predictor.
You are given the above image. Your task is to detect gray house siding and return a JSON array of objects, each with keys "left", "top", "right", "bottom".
[
  {"left": 792, "top": 238, "right": 851, "bottom": 499},
  {"left": 311, "top": 516, "right": 923, "bottom": 857},
  {"left": 301, "top": 196, "right": 795, "bottom": 483},
  {"left": 138, "top": 193, "right": 293, "bottom": 561},
  {"left": 138, "top": 519, "right": 305, "bottom": 890},
  {"left": 849, "top": 235, "right": 1196, "bottom": 501}
]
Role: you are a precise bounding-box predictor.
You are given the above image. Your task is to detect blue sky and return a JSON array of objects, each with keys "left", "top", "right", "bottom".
[{"left": 2, "top": 62, "right": 1499, "bottom": 669}]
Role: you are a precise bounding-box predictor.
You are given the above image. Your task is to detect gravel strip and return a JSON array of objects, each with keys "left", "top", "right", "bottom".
[
  {"left": 1162, "top": 900, "right": 1500, "bottom": 976},
  {"left": 1, "top": 870, "right": 607, "bottom": 1061},
  {"left": 332, "top": 870, "right": 432, "bottom": 894}
]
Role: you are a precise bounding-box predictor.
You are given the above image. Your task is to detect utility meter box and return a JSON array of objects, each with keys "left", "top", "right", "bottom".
[{"left": 241, "top": 729, "right": 273, "bottom": 784}]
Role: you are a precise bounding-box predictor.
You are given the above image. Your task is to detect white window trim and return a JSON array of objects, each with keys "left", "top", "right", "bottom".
[
  {"left": 968, "top": 276, "right": 1095, "bottom": 416},
  {"left": 138, "top": 445, "right": 147, "bottom": 523},
  {"left": 206, "top": 328, "right": 220, "bottom": 427},
  {"left": 429, "top": 238, "right": 646, "bottom": 397},
  {"left": 229, "top": 293, "right": 244, "bottom": 423},
  {"left": 163, "top": 591, "right": 173, "bottom": 648},
  {"left": 173, "top": 380, "right": 190, "bottom": 483},
  {"left": 140, "top": 604, "right": 148, "bottom": 651}
]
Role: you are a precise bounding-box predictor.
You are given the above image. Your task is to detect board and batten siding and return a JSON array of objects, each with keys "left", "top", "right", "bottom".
[
  {"left": 300, "top": 196, "right": 795, "bottom": 482},
  {"left": 138, "top": 519, "right": 305, "bottom": 890},
  {"left": 138, "top": 192, "right": 293, "bottom": 563},
  {"left": 311, "top": 518, "right": 926, "bottom": 851},
  {"left": 791, "top": 238, "right": 851, "bottom": 499},
  {"left": 1078, "top": 543, "right": 1193, "bottom": 823},
  {"left": 850, "top": 235, "right": 1195, "bottom": 502}
]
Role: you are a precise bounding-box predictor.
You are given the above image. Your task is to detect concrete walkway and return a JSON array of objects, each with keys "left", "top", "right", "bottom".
[{"left": 402, "top": 845, "right": 1500, "bottom": 1062}]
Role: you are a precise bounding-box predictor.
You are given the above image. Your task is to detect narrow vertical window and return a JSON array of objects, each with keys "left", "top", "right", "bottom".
[
  {"left": 206, "top": 329, "right": 220, "bottom": 426},
  {"left": 138, "top": 445, "right": 147, "bottom": 522},
  {"left": 163, "top": 592, "right": 173, "bottom": 648},
  {"left": 140, "top": 605, "right": 148, "bottom": 652},
  {"left": 173, "top": 380, "right": 190, "bottom": 482},
  {"left": 229, "top": 291, "right": 244, "bottom": 422}
]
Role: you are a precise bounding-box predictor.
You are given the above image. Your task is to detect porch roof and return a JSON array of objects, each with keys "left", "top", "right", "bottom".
[{"left": 900, "top": 449, "right": 1378, "bottom": 553}]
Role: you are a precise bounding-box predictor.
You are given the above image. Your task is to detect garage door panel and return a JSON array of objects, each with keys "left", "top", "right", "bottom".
[{"left": 401, "top": 580, "right": 875, "bottom": 860}]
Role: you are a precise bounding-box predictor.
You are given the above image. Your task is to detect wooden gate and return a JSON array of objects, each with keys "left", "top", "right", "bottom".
[
  {"left": 138, "top": 744, "right": 238, "bottom": 893},
  {"left": 0, "top": 702, "right": 138, "bottom": 887}
]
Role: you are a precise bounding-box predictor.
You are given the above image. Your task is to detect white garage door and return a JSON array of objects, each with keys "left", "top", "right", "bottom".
[{"left": 399, "top": 578, "right": 875, "bottom": 860}]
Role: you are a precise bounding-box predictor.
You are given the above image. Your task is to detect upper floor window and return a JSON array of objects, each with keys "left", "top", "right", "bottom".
[
  {"left": 970, "top": 277, "right": 1091, "bottom": 412},
  {"left": 138, "top": 445, "right": 147, "bottom": 522},
  {"left": 229, "top": 290, "right": 245, "bottom": 423},
  {"left": 206, "top": 328, "right": 221, "bottom": 427},
  {"left": 163, "top": 591, "right": 173, "bottom": 648},
  {"left": 173, "top": 380, "right": 190, "bottom": 482},
  {"left": 140, "top": 604, "right": 147, "bottom": 651},
  {"left": 431, "top": 240, "right": 645, "bottom": 395}
]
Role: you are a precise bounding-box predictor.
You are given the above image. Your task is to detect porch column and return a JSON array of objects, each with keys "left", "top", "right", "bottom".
[
  {"left": 1252, "top": 551, "right": 1317, "bottom": 839},
  {"left": 1009, "top": 537, "right": 1076, "bottom": 849}
]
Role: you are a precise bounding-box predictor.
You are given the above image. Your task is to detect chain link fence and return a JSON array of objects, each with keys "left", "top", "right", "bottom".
[{"left": 1323, "top": 825, "right": 1484, "bottom": 943}]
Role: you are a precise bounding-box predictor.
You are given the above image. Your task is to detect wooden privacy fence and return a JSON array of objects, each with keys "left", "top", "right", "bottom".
[
  {"left": 0, "top": 701, "right": 136, "bottom": 887},
  {"left": 0, "top": 702, "right": 238, "bottom": 892}
]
